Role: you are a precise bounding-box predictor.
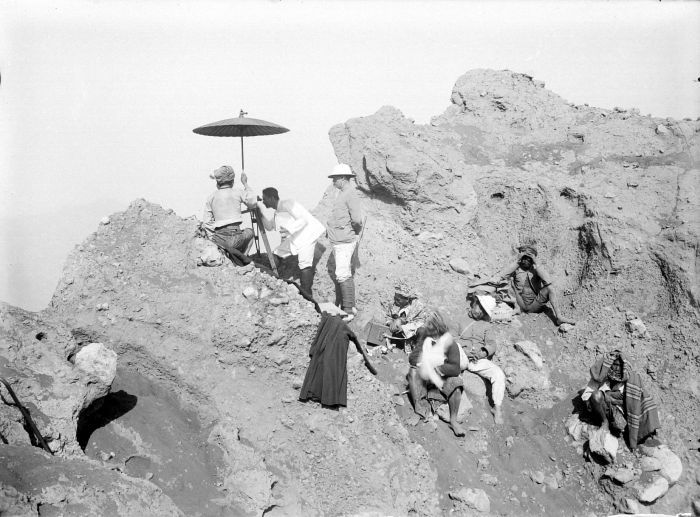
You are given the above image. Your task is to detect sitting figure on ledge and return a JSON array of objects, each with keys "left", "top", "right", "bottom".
[{"left": 581, "top": 350, "right": 660, "bottom": 449}]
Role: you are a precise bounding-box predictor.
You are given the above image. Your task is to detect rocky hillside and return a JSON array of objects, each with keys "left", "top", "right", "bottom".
[{"left": 1, "top": 69, "right": 698, "bottom": 516}]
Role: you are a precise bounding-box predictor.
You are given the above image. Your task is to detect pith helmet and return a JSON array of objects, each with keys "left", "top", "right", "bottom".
[{"left": 328, "top": 163, "right": 356, "bottom": 178}]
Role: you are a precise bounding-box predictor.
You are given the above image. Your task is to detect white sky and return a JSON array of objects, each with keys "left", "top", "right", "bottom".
[{"left": 1, "top": 0, "right": 699, "bottom": 310}]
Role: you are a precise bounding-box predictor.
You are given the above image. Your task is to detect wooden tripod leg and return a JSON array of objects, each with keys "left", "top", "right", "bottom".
[{"left": 254, "top": 207, "right": 279, "bottom": 276}]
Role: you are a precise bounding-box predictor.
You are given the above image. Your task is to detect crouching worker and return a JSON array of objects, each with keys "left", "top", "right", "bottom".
[
  {"left": 493, "top": 245, "right": 575, "bottom": 326},
  {"left": 459, "top": 322, "right": 506, "bottom": 425},
  {"left": 202, "top": 165, "right": 258, "bottom": 264},
  {"left": 581, "top": 350, "right": 660, "bottom": 449},
  {"left": 257, "top": 187, "right": 325, "bottom": 298},
  {"left": 386, "top": 280, "right": 425, "bottom": 350},
  {"left": 407, "top": 310, "right": 465, "bottom": 437}
]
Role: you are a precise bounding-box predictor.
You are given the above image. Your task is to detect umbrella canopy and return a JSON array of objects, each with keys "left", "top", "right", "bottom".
[{"left": 193, "top": 110, "right": 289, "bottom": 137}]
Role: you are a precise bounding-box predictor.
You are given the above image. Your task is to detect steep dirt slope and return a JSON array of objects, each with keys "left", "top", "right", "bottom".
[{"left": 42, "top": 200, "right": 439, "bottom": 516}]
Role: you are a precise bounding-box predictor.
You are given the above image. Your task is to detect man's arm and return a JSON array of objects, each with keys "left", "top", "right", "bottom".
[
  {"left": 283, "top": 200, "right": 309, "bottom": 234},
  {"left": 436, "top": 335, "right": 461, "bottom": 378},
  {"left": 256, "top": 201, "right": 276, "bottom": 232},
  {"left": 532, "top": 262, "right": 552, "bottom": 285},
  {"left": 240, "top": 173, "right": 258, "bottom": 209},
  {"left": 346, "top": 193, "right": 363, "bottom": 235},
  {"left": 493, "top": 262, "right": 519, "bottom": 282},
  {"left": 203, "top": 194, "right": 215, "bottom": 224}
]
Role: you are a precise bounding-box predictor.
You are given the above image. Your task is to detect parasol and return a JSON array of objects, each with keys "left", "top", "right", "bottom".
[
  {"left": 193, "top": 110, "right": 290, "bottom": 275},
  {"left": 193, "top": 109, "right": 289, "bottom": 172}
]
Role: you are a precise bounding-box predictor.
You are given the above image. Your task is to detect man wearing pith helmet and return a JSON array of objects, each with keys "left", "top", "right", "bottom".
[{"left": 326, "top": 163, "right": 363, "bottom": 322}]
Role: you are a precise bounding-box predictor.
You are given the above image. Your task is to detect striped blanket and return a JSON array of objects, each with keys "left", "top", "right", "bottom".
[{"left": 590, "top": 351, "right": 660, "bottom": 449}]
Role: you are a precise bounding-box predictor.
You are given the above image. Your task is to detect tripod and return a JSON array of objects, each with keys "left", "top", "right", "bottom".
[{"left": 242, "top": 206, "right": 279, "bottom": 276}]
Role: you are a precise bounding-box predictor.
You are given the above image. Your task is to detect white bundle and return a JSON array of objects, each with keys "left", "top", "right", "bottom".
[{"left": 416, "top": 333, "right": 451, "bottom": 390}]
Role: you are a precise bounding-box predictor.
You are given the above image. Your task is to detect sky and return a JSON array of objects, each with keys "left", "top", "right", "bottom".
[{"left": 1, "top": 0, "right": 699, "bottom": 311}]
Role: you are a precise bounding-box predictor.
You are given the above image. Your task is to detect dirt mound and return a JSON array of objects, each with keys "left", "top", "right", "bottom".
[
  {"left": 18, "top": 199, "right": 436, "bottom": 516},
  {"left": 2, "top": 69, "right": 698, "bottom": 516}
]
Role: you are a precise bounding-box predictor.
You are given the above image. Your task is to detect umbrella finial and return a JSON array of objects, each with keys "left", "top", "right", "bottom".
[{"left": 239, "top": 109, "right": 248, "bottom": 118}]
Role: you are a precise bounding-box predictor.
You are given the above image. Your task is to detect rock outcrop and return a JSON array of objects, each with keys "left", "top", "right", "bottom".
[{"left": 2, "top": 69, "right": 698, "bottom": 516}]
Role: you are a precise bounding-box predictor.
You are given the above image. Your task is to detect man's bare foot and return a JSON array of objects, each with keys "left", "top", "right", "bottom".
[
  {"left": 493, "top": 405, "right": 504, "bottom": 425},
  {"left": 449, "top": 419, "right": 466, "bottom": 437}
]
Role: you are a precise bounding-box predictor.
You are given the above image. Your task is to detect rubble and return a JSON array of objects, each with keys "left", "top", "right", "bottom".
[{"left": 3, "top": 69, "right": 699, "bottom": 515}]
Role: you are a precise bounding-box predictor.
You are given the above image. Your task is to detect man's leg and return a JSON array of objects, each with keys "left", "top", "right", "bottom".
[
  {"left": 297, "top": 242, "right": 316, "bottom": 298},
  {"left": 442, "top": 377, "right": 465, "bottom": 437},
  {"left": 467, "top": 359, "right": 506, "bottom": 424},
  {"left": 589, "top": 390, "right": 608, "bottom": 428},
  {"left": 447, "top": 388, "right": 466, "bottom": 437},
  {"left": 333, "top": 241, "right": 357, "bottom": 319},
  {"left": 407, "top": 368, "right": 431, "bottom": 420},
  {"left": 232, "top": 228, "right": 255, "bottom": 254},
  {"left": 540, "top": 285, "right": 575, "bottom": 325}
]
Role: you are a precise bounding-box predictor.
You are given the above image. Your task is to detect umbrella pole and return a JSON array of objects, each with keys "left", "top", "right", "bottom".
[
  {"left": 239, "top": 137, "right": 279, "bottom": 277},
  {"left": 240, "top": 136, "right": 244, "bottom": 172}
]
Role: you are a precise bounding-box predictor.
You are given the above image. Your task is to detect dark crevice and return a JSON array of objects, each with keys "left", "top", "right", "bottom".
[{"left": 76, "top": 390, "right": 138, "bottom": 450}]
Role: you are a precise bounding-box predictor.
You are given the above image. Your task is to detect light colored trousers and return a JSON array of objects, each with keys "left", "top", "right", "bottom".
[
  {"left": 332, "top": 241, "right": 356, "bottom": 282},
  {"left": 465, "top": 359, "right": 506, "bottom": 406},
  {"left": 296, "top": 241, "right": 316, "bottom": 269}
]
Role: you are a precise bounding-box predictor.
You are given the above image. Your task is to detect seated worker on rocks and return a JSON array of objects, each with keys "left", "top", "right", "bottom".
[
  {"left": 493, "top": 245, "right": 575, "bottom": 326},
  {"left": 407, "top": 310, "right": 465, "bottom": 437},
  {"left": 581, "top": 350, "right": 660, "bottom": 449},
  {"left": 202, "top": 165, "right": 258, "bottom": 261},
  {"left": 387, "top": 280, "right": 425, "bottom": 347},
  {"left": 458, "top": 321, "right": 506, "bottom": 425}
]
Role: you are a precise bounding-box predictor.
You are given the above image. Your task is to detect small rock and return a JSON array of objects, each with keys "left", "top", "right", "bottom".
[
  {"left": 514, "top": 341, "right": 544, "bottom": 368},
  {"left": 625, "top": 318, "right": 647, "bottom": 338},
  {"left": 530, "top": 471, "right": 545, "bottom": 484},
  {"left": 146, "top": 472, "right": 154, "bottom": 480},
  {"left": 558, "top": 323, "right": 574, "bottom": 333},
  {"left": 651, "top": 445, "right": 683, "bottom": 484},
  {"left": 607, "top": 467, "right": 636, "bottom": 484},
  {"left": 449, "top": 258, "right": 471, "bottom": 275},
  {"left": 640, "top": 456, "right": 662, "bottom": 472},
  {"left": 505, "top": 436, "right": 514, "bottom": 447},
  {"left": 655, "top": 124, "right": 669, "bottom": 135},
  {"left": 588, "top": 427, "right": 618, "bottom": 464},
  {"left": 635, "top": 475, "right": 669, "bottom": 503},
  {"left": 449, "top": 487, "right": 490, "bottom": 513},
  {"left": 100, "top": 216, "right": 110, "bottom": 225},
  {"left": 269, "top": 296, "right": 289, "bottom": 306},
  {"left": 479, "top": 474, "right": 498, "bottom": 486},
  {"left": 242, "top": 286, "right": 258, "bottom": 300},
  {"left": 248, "top": 366, "right": 256, "bottom": 373},
  {"left": 480, "top": 474, "right": 498, "bottom": 486},
  {"left": 544, "top": 475, "right": 559, "bottom": 490},
  {"left": 621, "top": 497, "right": 642, "bottom": 514}
]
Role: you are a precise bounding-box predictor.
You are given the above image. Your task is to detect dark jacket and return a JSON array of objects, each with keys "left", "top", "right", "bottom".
[{"left": 299, "top": 314, "right": 357, "bottom": 407}]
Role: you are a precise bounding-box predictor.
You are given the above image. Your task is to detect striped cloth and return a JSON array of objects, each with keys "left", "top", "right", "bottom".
[{"left": 590, "top": 350, "right": 660, "bottom": 449}]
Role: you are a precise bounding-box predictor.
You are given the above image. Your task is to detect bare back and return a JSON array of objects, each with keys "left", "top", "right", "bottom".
[{"left": 210, "top": 188, "right": 245, "bottom": 221}]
